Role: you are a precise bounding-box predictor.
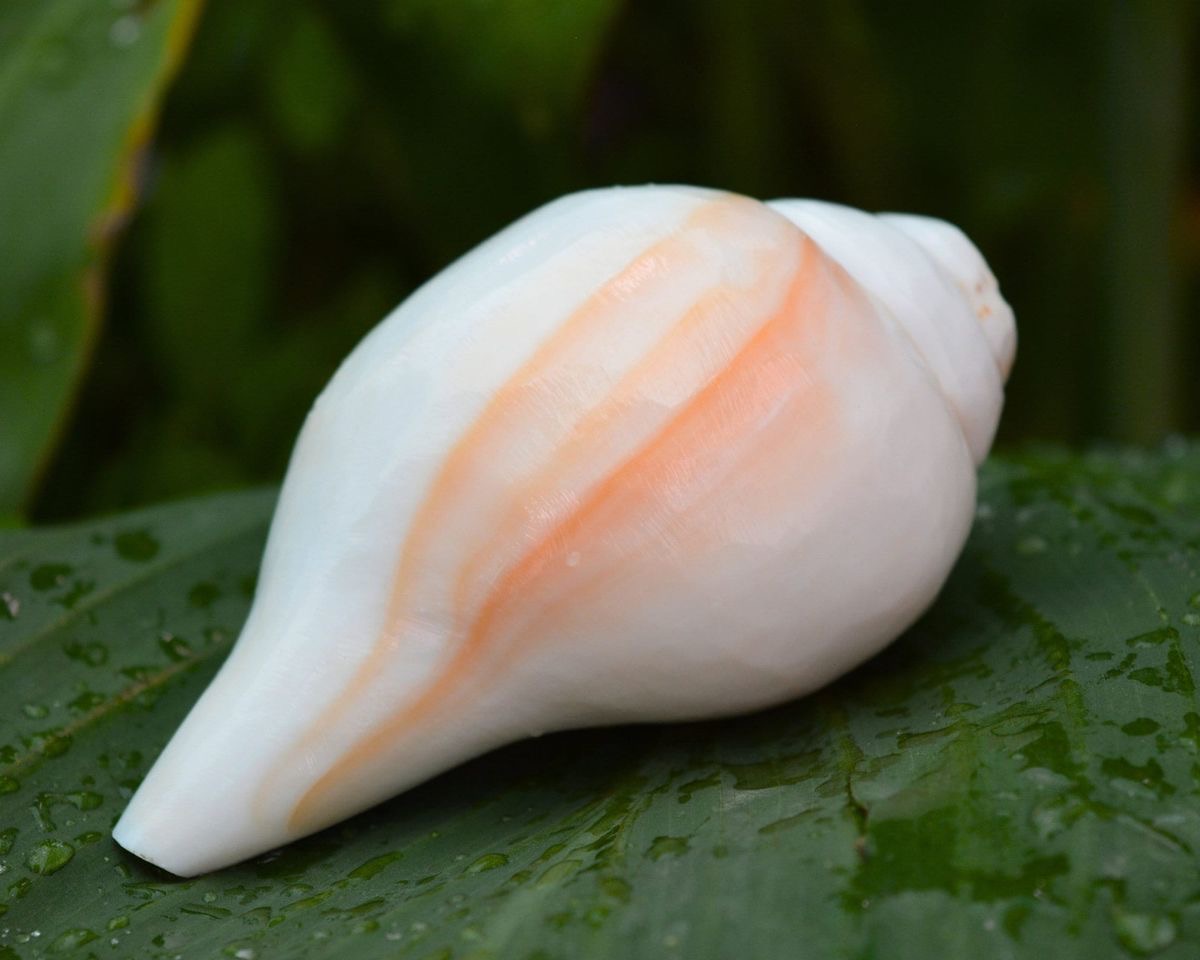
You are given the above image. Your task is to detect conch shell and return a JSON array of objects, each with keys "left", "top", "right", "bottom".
[{"left": 114, "top": 186, "right": 1015, "bottom": 876}]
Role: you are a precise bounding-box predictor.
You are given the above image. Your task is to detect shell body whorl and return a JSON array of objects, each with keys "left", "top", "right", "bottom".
[{"left": 113, "top": 185, "right": 1014, "bottom": 876}]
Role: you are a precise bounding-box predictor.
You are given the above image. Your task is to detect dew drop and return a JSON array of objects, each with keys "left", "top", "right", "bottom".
[
  {"left": 69, "top": 690, "right": 105, "bottom": 712},
  {"left": 600, "top": 876, "right": 631, "bottom": 902},
  {"left": 536, "top": 860, "right": 582, "bottom": 887},
  {"left": 26, "top": 840, "right": 74, "bottom": 875},
  {"left": 465, "top": 853, "right": 508, "bottom": 874},
  {"left": 204, "top": 627, "right": 230, "bottom": 646},
  {"left": 109, "top": 15, "right": 141, "bottom": 47},
  {"left": 188, "top": 582, "right": 220, "bottom": 608},
  {"left": 30, "top": 563, "right": 71, "bottom": 591},
  {"left": 63, "top": 640, "right": 108, "bottom": 667},
  {"left": 1016, "top": 535, "right": 1047, "bottom": 555},
  {"left": 1114, "top": 911, "right": 1177, "bottom": 955},
  {"left": 158, "top": 633, "right": 193, "bottom": 662},
  {"left": 0, "top": 592, "right": 19, "bottom": 619},
  {"left": 26, "top": 320, "right": 62, "bottom": 363},
  {"left": 67, "top": 791, "right": 104, "bottom": 811},
  {"left": 29, "top": 728, "right": 72, "bottom": 758},
  {"left": 51, "top": 928, "right": 96, "bottom": 951},
  {"left": 646, "top": 836, "right": 689, "bottom": 860},
  {"left": 347, "top": 851, "right": 403, "bottom": 880},
  {"left": 114, "top": 530, "right": 159, "bottom": 562}
]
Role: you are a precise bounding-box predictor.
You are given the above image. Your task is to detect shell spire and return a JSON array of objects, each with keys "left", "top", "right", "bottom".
[{"left": 114, "top": 186, "right": 1014, "bottom": 876}]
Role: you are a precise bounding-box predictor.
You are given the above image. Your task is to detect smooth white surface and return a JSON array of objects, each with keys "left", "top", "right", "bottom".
[{"left": 114, "top": 185, "right": 1014, "bottom": 876}]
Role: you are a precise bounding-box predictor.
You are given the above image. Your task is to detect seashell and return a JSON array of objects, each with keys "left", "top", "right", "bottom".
[{"left": 113, "top": 185, "right": 1015, "bottom": 876}]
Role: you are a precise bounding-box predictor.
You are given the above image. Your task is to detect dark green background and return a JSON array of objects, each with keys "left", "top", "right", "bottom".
[{"left": 31, "top": 0, "right": 1200, "bottom": 520}]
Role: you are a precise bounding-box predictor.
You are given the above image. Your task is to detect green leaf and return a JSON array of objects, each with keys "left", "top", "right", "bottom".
[
  {"left": 3, "top": 446, "right": 1200, "bottom": 956},
  {"left": 0, "top": 0, "right": 204, "bottom": 516}
]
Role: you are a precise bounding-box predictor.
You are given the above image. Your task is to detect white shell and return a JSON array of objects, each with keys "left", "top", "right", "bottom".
[{"left": 114, "top": 185, "right": 1014, "bottom": 876}]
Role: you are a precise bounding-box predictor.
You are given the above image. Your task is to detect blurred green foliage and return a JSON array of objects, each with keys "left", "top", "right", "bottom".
[
  {"left": 0, "top": 0, "right": 201, "bottom": 518},
  {"left": 16, "top": 0, "right": 1200, "bottom": 520}
]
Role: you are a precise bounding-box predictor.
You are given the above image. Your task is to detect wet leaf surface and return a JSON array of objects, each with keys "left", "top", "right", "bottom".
[
  {"left": 3, "top": 446, "right": 1200, "bottom": 957},
  {"left": 0, "top": 0, "right": 203, "bottom": 515}
]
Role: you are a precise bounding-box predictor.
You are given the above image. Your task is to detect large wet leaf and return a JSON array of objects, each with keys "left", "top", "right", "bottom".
[
  {"left": 0, "top": 0, "right": 204, "bottom": 516},
  {"left": 2, "top": 446, "right": 1200, "bottom": 957}
]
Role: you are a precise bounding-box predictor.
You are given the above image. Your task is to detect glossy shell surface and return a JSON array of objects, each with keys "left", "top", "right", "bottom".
[{"left": 114, "top": 186, "right": 1014, "bottom": 876}]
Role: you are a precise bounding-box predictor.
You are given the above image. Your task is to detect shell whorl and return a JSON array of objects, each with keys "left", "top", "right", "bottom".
[{"left": 769, "top": 199, "right": 1012, "bottom": 463}]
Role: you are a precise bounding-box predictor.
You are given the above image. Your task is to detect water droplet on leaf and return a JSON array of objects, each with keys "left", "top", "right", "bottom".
[
  {"left": 114, "top": 530, "right": 159, "bottom": 562},
  {"left": 189, "top": 582, "right": 221, "bottom": 608},
  {"left": 646, "top": 836, "right": 689, "bottom": 860},
  {"left": 63, "top": 641, "right": 108, "bottom": 667},
  {"left": 1114, "top": 911, "right": 1177, "bottom": 955},
  {"left": 347, "top": 851, "right": 403, "bottom": 880},
  {"left": 26, "top": 840, "right": 74, "bottom": 875},
  {"left": 109, "top": 15, "right": 141, "bottom": 47},
  {"left": 51, "top": 928, "right": 98, "bottom": 952},
  {"left": 30, "top": 564, "right": 71, "bottom": 590},
  {"left": 0, "top": 592, "right": 19, "bottom": 619},
  {"left": 27, "top": 319, "right": 62, "bottom": 363},
  {"left": 1017, "top": 535, "right": 1047, "bottom": 555},
  {"left": 465, "top": 853, "right": 508, "bottom": 873}
]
